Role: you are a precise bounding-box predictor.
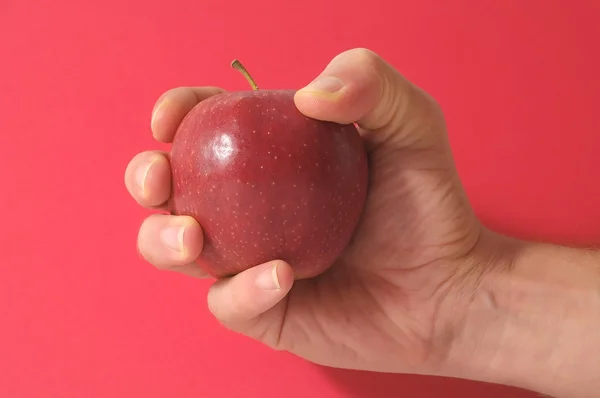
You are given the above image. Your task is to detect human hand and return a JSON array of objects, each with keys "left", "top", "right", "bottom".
[
  {"left": 124, "top": 49, "right": 600, "bottom": 397},
  {"left": 125, "top": 48, "right": 488, "bottom": 374}
]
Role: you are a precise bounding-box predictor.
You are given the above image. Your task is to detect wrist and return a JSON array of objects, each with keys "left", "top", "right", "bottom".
[{"left": 446, "top": 232, "right": 600, "bottom": 397}]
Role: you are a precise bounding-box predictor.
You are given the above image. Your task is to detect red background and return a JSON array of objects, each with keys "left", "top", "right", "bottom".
[{"left": 1, "top": 0, "right": 599, "bottom": 397}]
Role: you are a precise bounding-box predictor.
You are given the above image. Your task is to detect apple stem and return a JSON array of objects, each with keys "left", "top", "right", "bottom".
[{"left": 231, "top": 59, "right": 259, "bottom": 91}]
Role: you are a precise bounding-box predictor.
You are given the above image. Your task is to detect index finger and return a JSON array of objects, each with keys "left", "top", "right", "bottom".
[{"left": 151, "top": 86, "right": 226, "bottom": 143}]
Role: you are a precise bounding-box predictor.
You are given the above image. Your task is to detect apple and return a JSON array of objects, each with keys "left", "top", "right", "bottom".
[{"left": 168, "top": 60, "right": 369, "bottom": 279}]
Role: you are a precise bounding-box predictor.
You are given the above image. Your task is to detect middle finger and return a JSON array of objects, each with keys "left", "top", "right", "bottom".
[{"left": 125, "top": 150, "right": 171, "bottom": 209}]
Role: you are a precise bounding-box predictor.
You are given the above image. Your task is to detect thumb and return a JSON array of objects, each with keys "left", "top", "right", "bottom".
[
  {"left": 206, "top": 260, "right": 294, "bottom": 349},
  {"left": 294, "top": 48, "right": 445, "bottom": 150}
]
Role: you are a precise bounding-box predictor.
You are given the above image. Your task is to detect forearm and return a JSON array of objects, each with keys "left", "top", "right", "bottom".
[{"left": 452, "top": 235, "right": 600, "bottom": 397}]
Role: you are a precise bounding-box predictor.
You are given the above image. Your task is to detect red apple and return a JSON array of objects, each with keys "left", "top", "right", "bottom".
[{"left": 169, "top": 60, "right": 369, "bottom": 279}]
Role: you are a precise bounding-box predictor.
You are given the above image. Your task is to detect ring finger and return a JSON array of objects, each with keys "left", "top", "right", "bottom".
[{"left": 137, "top": 214, "right": 208, "bottom": 278}]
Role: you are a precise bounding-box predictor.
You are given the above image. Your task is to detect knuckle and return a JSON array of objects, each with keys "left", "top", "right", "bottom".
[{"left": 346, "top": 48, "right": 385, "bottom": 71}]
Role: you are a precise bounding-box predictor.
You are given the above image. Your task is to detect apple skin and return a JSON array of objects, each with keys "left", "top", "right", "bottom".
[{"left": 169, "top": 89, "right": 369, "bottom": 279}]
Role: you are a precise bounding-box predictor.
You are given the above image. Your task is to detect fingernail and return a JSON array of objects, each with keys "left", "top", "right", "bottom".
[
  {"left": 256, "top": 263, "right": 281, "bottom": 290},
  {"left": 300, "top": 76, "right": 344, "bottom": 94},
  {"left": 135, "top": 158, "right": 156, "bottom": 196},
  {"left": 151, "top": 98, "right": 167, "bottom": 133},
  {"left": 160, "top": 226, "right": 185, "bottom": 252}
]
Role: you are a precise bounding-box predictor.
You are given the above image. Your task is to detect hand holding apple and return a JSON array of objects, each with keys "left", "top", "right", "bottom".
[
  {"left": 125, "top": 48, "right": 600, "bottom": 398},
  {"left": 169, "top": 60, "right": 368, "bottom": 279},
  {"left": 126, "top": 48, "right": 483, "bottom": 375}
]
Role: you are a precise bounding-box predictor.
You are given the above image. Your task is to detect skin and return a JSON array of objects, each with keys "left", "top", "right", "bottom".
[{"left": 124, "top": 48, "right": 600, "bottom": 398}]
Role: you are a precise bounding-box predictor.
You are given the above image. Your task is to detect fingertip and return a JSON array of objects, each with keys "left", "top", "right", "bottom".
[
  {"left": 151, "top": 86, "right": 226, "bottom": 143},
  {"left": 293, "top": 89, "right": 349, "bottom": 123},
  {"left": 138, "top": 214, "right": 203, "bottom": 268},
  {"left": 296, "top": 76, "right": 344, "bottom": 100},
  {"left": 180, "top": 216, "right": 204, "bottom": 258},
  {"left": 158, "top": 215, "right": 203, "bottom": 259},
  {"left": 137, "top": 154, "right": 171, "bottom": 205},
  {"left": 294, "top": 76, "right": 343, "bottom": 122},
  {"left": 294, "top": 74, "right": 380, "bottom": 126},
  {"left": 294, "top": 48, "right": 394, "bottom": 130},
  {"left": 125, "top": 151, "right": 171, "bottom": 208},
  {"left": 151, "top": 87, "right": 199, "bottom": 142},
  {"left": 207, "top": 260, "right": 294, "bottom": 325},
  {"left": 272, "top": 260, "right": 294, "bottom": 292},
  {"left": 254, "top": 260, "right": 294, "bottom": 292}
]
